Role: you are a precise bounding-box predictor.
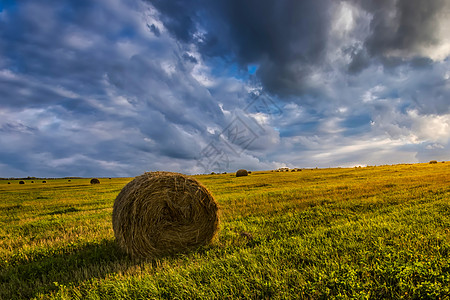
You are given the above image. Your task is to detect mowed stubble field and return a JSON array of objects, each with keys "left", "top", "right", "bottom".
[{"left": 1, "top": 163, "right": 450, "bottom": 299}]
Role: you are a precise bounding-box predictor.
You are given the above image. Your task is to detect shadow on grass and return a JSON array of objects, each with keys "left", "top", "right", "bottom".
[{"left": 0, "top": 239, "right": 143, "bottom": 299}]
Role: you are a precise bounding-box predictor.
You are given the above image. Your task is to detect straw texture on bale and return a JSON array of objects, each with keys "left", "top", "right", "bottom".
[
  {"left": 112, "top": 172, "right": 219, "bottom": 258},
  {"left": 236, "top": 169, "right": 248, "bottom": 177},
  {"left": 90, "top": 178, "right": 100, "bottom": 184}
]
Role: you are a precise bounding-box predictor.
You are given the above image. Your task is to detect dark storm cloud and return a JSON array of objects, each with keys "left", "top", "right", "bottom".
[
  {"left": 344, "top": 0, "right": 450, "bottom": 71},
  {"left": 147, "top": 0, "right": 333, "bottom": 96},
  {"left": 358, "top": 0, "right": 446, "bottom": 56},
  {"left": 149, "top": 0, "right": 449, "bottom": 89}
]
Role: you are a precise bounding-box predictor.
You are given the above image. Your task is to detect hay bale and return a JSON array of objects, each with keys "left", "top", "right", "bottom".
[
  {"left": 8, "top": 182, "right": 11, "bottom": 184},
  {"left": 19, "top": 181, "right": 25, "bottom": 184},
  {"left": 42, "top": 181, "right": 47, "bottom": 183},
  {"left": 236, "top": 169, "right": 248, "bottom": 177},
  {"left": 112, "top": 172, "right": 219, "bottom": 258},
  {"left": 90, "top": 178, "right": 100, "bottom": 184},
  {"left": 429, "top": 160, "right": 438, "bottom": 164}
]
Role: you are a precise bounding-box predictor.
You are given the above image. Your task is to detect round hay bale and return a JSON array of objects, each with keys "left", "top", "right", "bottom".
[
  {"left": 236, "top": 169, "right": 248, "bottom": 177},
  {"left": 90, "top": 178, "right": 100, "bottom": 184},
  {"left": 42, "top": 181, "right": 47, "bottom": 183},
  {"left": 112, "top": 172, "right": 219, "bottom": 258},
  {"left": 8, "top": 182, "right": 11, "bottom": 184},
  {"left": 19, "top": 181, "right": 25, "bottom": 184}
]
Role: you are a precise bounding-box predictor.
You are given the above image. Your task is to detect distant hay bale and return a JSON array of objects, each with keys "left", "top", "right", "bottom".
[
  {"left": 68, "top": 179, "right": 71, "bottom": 182},
  {"left": 429, "top": 160, "right": 438, "bottom": 164},
  {"left": 42, "top": 181, "right": 46, "bottom": 183},
  {"left": 31, "top": 181, "right": 34, "bottom": 183},
  {"left": 8, "top": 182, "right": 11, "bottom": 184},
  {"left": 248, "top": 171, "right": 252, "bottom": 174},
  {"left": 19, "top": 181, "right": 25, "bottom": 184},
  {"left": 236, "top": 169, "right": 248, "bottom": 177},
  {"left": 90, "top": 178, "right": 100, "bottom": 184},
  {"left": 112, "top": 171, "right": 219, "bottom": 258}
]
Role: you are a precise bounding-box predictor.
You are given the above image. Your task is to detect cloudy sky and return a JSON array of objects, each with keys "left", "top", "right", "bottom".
[{"left": 0, "top": 0, "right": 449, "bottom": 177}]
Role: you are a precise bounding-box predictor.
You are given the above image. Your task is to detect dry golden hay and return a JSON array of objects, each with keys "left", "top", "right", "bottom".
[
  {"left": 112, "top": 171, "right": 220, "bottom": 258},
  {"left": 235, "top": 169, "right": 248, "bottom": 177},
  {"left": 90, "top": 178, "right": 100, "bottom": 184}
]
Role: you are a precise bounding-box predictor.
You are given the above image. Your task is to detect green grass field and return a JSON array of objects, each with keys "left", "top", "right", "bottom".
[{"left": 1, "top": 163, "right": 450, "bottom": 299}]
